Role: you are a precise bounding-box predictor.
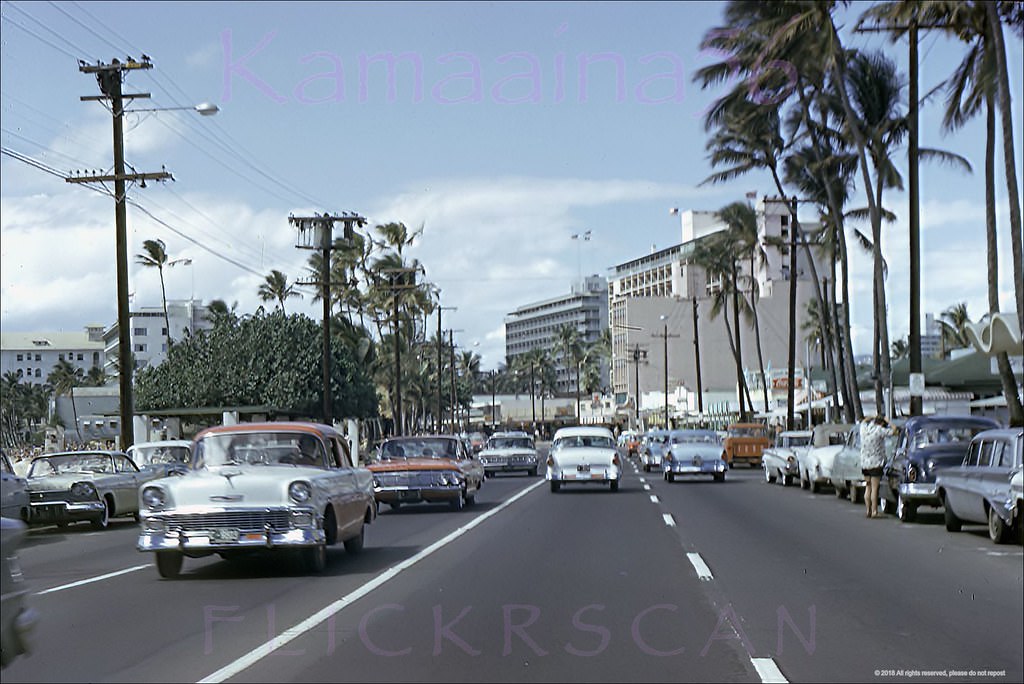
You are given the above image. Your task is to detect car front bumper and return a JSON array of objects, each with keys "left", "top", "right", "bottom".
[
  {"left": 29, "top": 499, "right": 105, "bottom": 524},
  {"left": 137, "top": 507, "right": 323, "bottom": 553},
  {"left": 665, "top": 461, "right": 726, "bottom": 476},
  {"left": 374, "top": 485, "right": 462, "bottom": 504},
  {"left": 481, "top": 461, "right": 537, "bottom": 474}
]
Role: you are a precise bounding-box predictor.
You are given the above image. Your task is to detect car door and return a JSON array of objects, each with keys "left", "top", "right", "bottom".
[
  {"left": 882, "top": 427, "right": 908, "bottom": 504},
  {"left": 111, "top": 455, "right": 141, "bottom": 513},
  {"left": 975, "top": 438, "right": 1011, "bottom": 519},
  {"left": 1, "top": 454, "right": 28, "bottom": 520},
  {"left": 456, "top": 440, "right": 482, "bottom": 494},
  {"left": 326, "top": 436, "right": 364, "bottom": 538}
]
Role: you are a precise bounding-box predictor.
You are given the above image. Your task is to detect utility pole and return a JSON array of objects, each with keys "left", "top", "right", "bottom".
[
  {"left": 530, "top": 361, "right": 536, "bottom": 432},
  {"left": 692, "top": 297, "right": 704, "bottom": 416},
  {"left": 787, "top": 196, "right": 799, "bottom": 430},
  {"left": 654, "top": 316, "right": 680, "bottom": 429},
  {"left": 68, "top": 57, "right": 171, "bottom": 451},
  {"left": 447, "top": 329, "right": 460, "bottom": 432},
  {"left": 376, "top": 267, "right": 422, "bottom": 435},
  {"left": 632, "top": 345, "right": 648, "bottom": 431},
  {"left": 293, "top": 212, "right": 364, "bottom": 425}
]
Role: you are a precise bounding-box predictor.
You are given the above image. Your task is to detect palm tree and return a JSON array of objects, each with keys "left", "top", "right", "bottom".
[
  {"left": 48, "top": 358, "right": 85, "bottom": 442},
  {"left": 135, "top": 239, "right": 174, "bottom": 345},
  {"left": 937, "top": 302, "right": 972, "bottom": 357},
  {"left": 205, "top": 299, "right": 239, "bottom": 328},
  {"left": 552, "top": 324, "right": 582, "bottom": 399},
  {"left": 257, "top": 269, "right": 303, "bottom": 315},
  {"left": 84, "top": 366, "right": 110, "bottom": 387}
]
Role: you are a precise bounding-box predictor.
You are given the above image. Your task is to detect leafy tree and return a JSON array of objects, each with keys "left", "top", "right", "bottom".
[{"left": 135, "top": 310, "right": 377, "bottom": 420}]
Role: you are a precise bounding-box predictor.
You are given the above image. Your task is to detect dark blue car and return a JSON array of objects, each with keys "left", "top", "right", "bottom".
[{"left": 880, "top": 415, "right": 1001, "bottom": 522}]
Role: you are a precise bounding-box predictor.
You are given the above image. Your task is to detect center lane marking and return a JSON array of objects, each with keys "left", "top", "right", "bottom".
[
  {"left": 649, "top": 494, "right": 660, "bottom": 503},
  {"left": 199, "top": 478, "right": 547, "bottom": 684},
  {"left": 686, "top": 552, "right": 714, "bottom": 581},
  {"left": 662, "top": 513, "right": 676, "bottom": 527},
  {"left": 35, "top": 564, "right": 149, "bottom": 596},
  {"left": 751, "top": 656, "right": 788, "bottom": 682}
]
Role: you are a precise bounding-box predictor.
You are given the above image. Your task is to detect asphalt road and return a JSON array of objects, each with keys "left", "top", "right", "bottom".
[{"left": 4, "top": 454, "right": 1022, "bottom": 683}]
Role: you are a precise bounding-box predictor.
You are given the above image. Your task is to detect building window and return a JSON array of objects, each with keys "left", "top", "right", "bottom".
[
  {"left": 35, "top": 369, "right": 41, "bottom": 378},
  {"left": 16, "top": 354, "right": 23, "bottom": 362},
  {"left": 77, "top": 353, "right": 84, "bottom": 361},
  {"left": 59, "top": 354, "right": 65, "bottom": 361},
  {"left": 35, "top": 354, "right": 41, "bottom": 361},
  {"left": 16, "top": 369, "right": 22, "bottom": 378},
  {"left": 161, "top": 327, "right": 168, "bottom": 336},
  {"left": 134, "top": 344, "right": 147, "bottom": 353},
  {"left": 134, "top": 327, "right": 147, "bottom": 336}
]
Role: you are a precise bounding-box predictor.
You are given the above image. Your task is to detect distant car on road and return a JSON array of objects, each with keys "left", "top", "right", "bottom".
[
  {"left": 369, "top": 435, "right": 484, "bottom": 511},
  {"left": 761, "top": 430, "right": 811, "bottom": 486},
  {"left": 639, "top": 429, "right": 670, "bottom": 473},
  {"left": 547, "top": 426, "right": 621, "bottom": 493},
  {"left": 798, "top": 423, "right": 853, "bottom": 493},
  {"left": 831, "top": 426, "right": 898, "bottom": 503},
  {"left": 936, "top": 428, "right": 1023, "bottom": 543},
  {"left": 478, "top": 432, "right": 539, "bottom": 477},
  {"left": 880, "top": 415, "right": 1001, "bottom": 522},
  {"left": 662, "top": 429, "right": 727, "bottom": 482},
  {"left": 723, "top": 423, "right": 770, "bottom": 468}
]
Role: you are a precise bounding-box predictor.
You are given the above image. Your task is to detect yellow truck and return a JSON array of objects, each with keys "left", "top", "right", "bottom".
[{"left": 723, "top": 423, "right": 771, "bottom": 468}]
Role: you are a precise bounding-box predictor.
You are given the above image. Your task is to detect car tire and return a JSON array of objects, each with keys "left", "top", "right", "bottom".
[
  {"left": 529, "top": 468, "right": 537, "bottom": 477},
  {"left": 610, "top": 480, "right": 619, "bottom": 492},
  {"left": 302, "top": 544, "right": 327, "bottom": 574},
  {"left": 550, "top": 481, "right": 560, "bottom": 493},
  {"left": 450, "top": 492, "right": 465, "bottom": 511},
  {"left": 765, "top": 468, "right": 776, "bottom": 484},
  {"left": 465, "top": 489, "right": 476, "bottom": 506},
  {"left": 155, "top": 551, "right": 183, "bottom": 579},
  {"left": 781, "top": 473, "right": 792, "bottom": 487},
  {"left": 344, "top": 524, "right": 365, "bottom": 554},
  {"left": 850, "top": 486, "right": 862, "bottom": 504},
  {"left": 800, "top": 471, "right": 809, "bottom": 490},
  {"left": 896, "top": 493, "right": 916, "bottom": 523},
  {"left": 943, "top": 500, "right": 962, "bottom": 532},
  {"left": 667, "top": 472, "right": 675, "bottom": 483},
  {"left": 713, "top": 472, "right": 725, "bottom": 482},
  {"left": 834, "top": 483, "right": 847, "bottom": 499},
  {"left": 988, "top": 507, "right": 1012, "bottom": 544},
  {"left": 809, "top": 476, "right": 820, "bottom": 494},
  {"left": 388, "top": 502, "right": 402, "bottom": 511},
  {"left": 91, "top": 497, "right": 112, "bottom": 530}
]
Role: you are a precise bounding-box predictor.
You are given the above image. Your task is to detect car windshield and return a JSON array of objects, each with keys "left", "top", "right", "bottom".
[
  {"left": 194, "top": 432, "right": 326, "bottom": 468},
  {"left": 380, "top": 438, "right": 459, "bottom": 460},
  {"left": 672, "top": 431, "right": 720, "bottom": 445},
  {"left": 553, "top": 435, "right": 616, "bottom": 450},
  {"left": 782, "top": 435, "right": 811, "bottom": 447},
  {"left": 131, "top": 445, "right": 191, "bottom": 466},
  {"left": 487, "top": 437, "right": 534, "bottom": 449},
  {"left": 728, "top": 426, "right": 767, "bottom": 438},
  {"left": 913, "top": 426, "right": 990, "bottom": 449},
  {"left": 28, "top": 453, "right": 113, "bottom": 477}
]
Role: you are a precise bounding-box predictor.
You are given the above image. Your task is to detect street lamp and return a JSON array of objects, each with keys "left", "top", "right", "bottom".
[
  {"left": 660, "top": 315, "right": 669, "bottom": 429},
  {"left": 129, "top": 102, "right": 220, "bottom": 116}
]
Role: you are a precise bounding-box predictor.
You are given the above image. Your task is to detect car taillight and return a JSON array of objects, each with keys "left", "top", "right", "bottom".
[
  {"left": 907, "top": 464, "right": 918, "bottom": 483},
  {"left": 613, "top": 455, "right": 620, "bottom": 466}
]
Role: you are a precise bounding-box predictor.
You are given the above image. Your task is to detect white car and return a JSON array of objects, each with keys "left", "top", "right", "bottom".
[
  {"left": 546, "top": 426, "right": 621, "bottom": 493},
  {"left": 137, "top": 422, "right": 376, "bottom": 578},
  {"left": 798, "top": 424, "right": 854, "bottom": 493},
  {"left": 478, "top": 432, "right": 539, "bottom": 477},
  {"left": 761, "top": 430, "right": 811, "bottom": 486}
]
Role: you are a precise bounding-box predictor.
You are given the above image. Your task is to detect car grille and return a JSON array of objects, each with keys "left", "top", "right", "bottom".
[
  {"left": 31, "top": 491, "right": 72, "bottom": 503},
  {"left": 162, "top": 510, "right": 291, "bottom": 531},
  {"left": 483, "top": 454, "right": 535, "bottom": 465},
  {"left": 374, "top": 471, "right": 455, "bottom": 487}
]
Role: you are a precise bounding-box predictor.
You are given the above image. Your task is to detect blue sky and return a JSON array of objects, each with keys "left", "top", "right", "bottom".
[{"left": 2, "top": 1, "right": 1022, "bottom": 371}]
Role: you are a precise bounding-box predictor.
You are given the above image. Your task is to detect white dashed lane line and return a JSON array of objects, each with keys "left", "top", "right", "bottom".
[
  {"left": 662, "top": 513, "right": 676, "bottom": 527},
  {"left": 649, "top": 495, "right": 660, "bottom": 503},
  {"left": 751, "top": 657, "right": 788, "bottom": 682},
  {"left": 686, "top": 552, "right": 714, "bottom": 581}
]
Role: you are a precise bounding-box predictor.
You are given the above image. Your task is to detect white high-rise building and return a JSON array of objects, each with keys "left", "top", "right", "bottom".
[{"left": 103, "top": 299, "right": 213, "bottom": 373}]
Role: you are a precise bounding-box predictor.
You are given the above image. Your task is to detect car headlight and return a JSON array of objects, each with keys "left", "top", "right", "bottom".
[
  {"left": 289, "top": 481, "right": 313, "bottom": 504},
  {"left": 71, "top": 481, "right": 98, "bottom": 499},
  {"left": 142, "top": 486, "right": 167, "bottom": 510}
]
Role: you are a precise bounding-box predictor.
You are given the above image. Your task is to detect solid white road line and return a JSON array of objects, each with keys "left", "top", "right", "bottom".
[
  {"left": 35, "top": 564, "right": 149, "bottom": 596},
  {"left": 662, "top": 513, "right": 676, "bottom": 527},
  {"left": 751, "top": 656, "right": 788, "bottom": 682},
  {"left": 686, "top": 552, "right": 714, "bottom": 581},
  {"left": 198, "top": 478, "right": 547, "bottom": 684}
]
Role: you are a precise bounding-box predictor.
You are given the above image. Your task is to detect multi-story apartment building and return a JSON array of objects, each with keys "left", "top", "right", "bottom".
[
  {"left": 505, "top": 276, "right": 609, "bottom": 396},
  {"left": 0, "top": 325, "right": 106, "bottom": 385},
  {"left": 609, "top": 198, "right": 823, "bottom": 419},
  {"left": 103, "top": 299, "right": 213, "bottom": 373}
]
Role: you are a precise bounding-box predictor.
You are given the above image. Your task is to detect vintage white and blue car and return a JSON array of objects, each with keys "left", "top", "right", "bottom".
[
  {"left": 761, "top": 430, "right": 811, "bottom": 487},
  {"left": 547, "top": 426, "right": 621, "bottom": 492},
  {"left": 798, "top": 423, "right": 854, "bottom": 493},
  {"left": 936, "top": 428, "right": 1022, "bottom": 544},
  {"left": 662, "top": 429, "right": 727, "bottom": 482},
  {"left": 137, "top": 422, "right": 376, "bottom": 578},
  {"left": 639, "top": 429, "right": 670, "bottom": 473},
  {"left": 26, "top": 451, "right": 153, "bottom": 529},
  {"left": 478, "top": 432, "right": 539, "bottom": 477}
]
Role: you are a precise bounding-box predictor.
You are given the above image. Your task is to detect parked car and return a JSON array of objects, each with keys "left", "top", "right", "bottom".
[
  {"left": 880, "top": 415, "right": 1001, "bottom": 522},
  {"left": 126, "top": 440, "right": 193, "bottom": 478},
  {"left": 547, "top": 426, "right": 621, "bottom": 493},
  {"left": 1, "top": 517, "right": 38, "bottom": 669},
  {"left": 137, "top": 422, "right": 376, "bottom": 578},
  {"left": 369, "top": 435, "right": 484, "bottom": 511},
  {"left": 26, "top": 451, "right": 153, "bottom": 529},
  {"left": 723, "top": 423, "right": 771, "bottom": 468},
  {"left": 662, "top": 429, "right": 727, "bottom": 482},
  {"left": 1, "top": 453, "right": 29, "bottom": 523},
  {"left": 798, "top": 423, "right": 853, "bottom": 493},
  {"left": 478, "top": 432, "right": 539, "bottom": 477},
  {"left": 936, "top": 428, "right": 1023, "bottom": 543},
  {"left": 761, "top": 430, "right": 811, "bottom": 486},
  {"left": 467, "top": 432, "right": 487, "bottom": 454},
  {"left": 831, "top": 426, "right": 898, "bottom": 503},
  {"left": 639, "top": 429, "right": 670, "bottom": 473}
]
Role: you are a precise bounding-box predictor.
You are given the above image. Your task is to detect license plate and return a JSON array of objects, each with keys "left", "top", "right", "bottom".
[
  {"left": 679, "top": 467, "right": 700, "bottom": 473},
  {"left": 577, "top": 465, "right": 591, "bottom": 472},
  {"left": 398, "top": 490, "right": 418, "bottom": 500},
  {"left": 209, "top": 528, "right": 239, "bottom": 543},
  {"left": 572, "top": 472, "right": 593, "bottom": 479}
]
